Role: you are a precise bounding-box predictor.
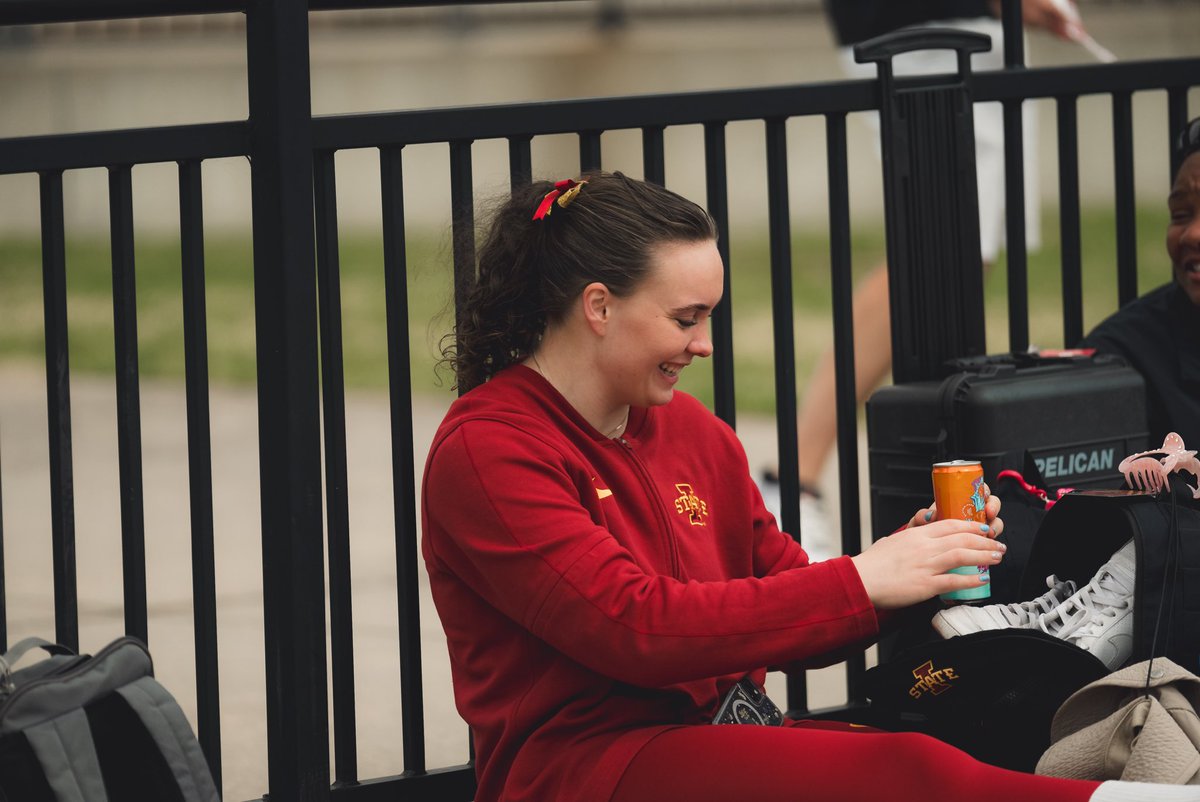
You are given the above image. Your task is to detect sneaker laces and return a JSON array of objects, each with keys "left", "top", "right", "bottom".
[
  {"left": 990, "top": 575, "right": 1077, "bottom": 627},
  {"left": 1038, "top": 564, "right": 1133, "bottom": 641}
]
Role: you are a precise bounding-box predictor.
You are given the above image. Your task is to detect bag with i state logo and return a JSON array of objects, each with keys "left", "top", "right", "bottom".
[
  {"left": 854, "top": 628, "right": 1110, "bottom": 772},
  {"left": 853, "top": 443, "right": 1200, "bottom": 774}
]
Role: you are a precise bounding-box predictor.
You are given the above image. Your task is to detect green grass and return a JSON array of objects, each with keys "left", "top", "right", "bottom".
[{"left": 0, "top": 204, "right": 1173, "bottom": 415}]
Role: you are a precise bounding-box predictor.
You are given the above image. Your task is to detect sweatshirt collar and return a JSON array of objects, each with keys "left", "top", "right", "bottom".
[{"left": 509, "top": 365, "right": 648, "bottom": 442}]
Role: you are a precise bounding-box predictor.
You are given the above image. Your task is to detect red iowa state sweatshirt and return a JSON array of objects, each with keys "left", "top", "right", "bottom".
[{"left": 421, "top": 365, "right": 879, "bottom": 802}]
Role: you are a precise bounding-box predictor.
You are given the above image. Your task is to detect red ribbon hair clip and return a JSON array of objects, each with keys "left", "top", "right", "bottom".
[{"left": 532, "top": 178, "right": 586, "bottom": 221}]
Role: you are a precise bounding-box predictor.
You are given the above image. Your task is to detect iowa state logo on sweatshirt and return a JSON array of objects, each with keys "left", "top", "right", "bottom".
[{"left": 673, "top": 483, "right": 709, "bottom": 526}]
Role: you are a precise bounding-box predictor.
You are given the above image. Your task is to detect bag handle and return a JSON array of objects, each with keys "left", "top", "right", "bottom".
[
  {"left": 0, "top": 637, "right": 76, "bottom": 695},
  {"left": 996, "top": 469, "right": 1074, "bottom": 510},
  {"left": 1144, "top": 475, "right": 1186, "bottom": 695}
]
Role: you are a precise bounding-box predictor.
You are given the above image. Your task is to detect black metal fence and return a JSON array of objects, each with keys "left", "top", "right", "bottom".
[{"left": 0, "top": 1, "right": 1196, "bottom": 800}]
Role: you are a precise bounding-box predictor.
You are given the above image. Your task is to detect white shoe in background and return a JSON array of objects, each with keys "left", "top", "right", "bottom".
[
  {"left": 931, "top": 575, "right": 1078, "bottom": 638},
  {"left": 1038, "top": 538, "right": 1136, "bottom": 670},
  {"left": 799, "top": 491, "right": 838, "bottom": 562},
  {"left": 1091, "top": 780, "right": 1200, "bottom": 801},
  {"left": 756, "top": 472, "right": 839, "bottom": 562}
]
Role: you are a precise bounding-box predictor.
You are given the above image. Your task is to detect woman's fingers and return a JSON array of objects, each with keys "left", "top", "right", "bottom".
[
  {"left": 907, "top": 488, "right": 1000, "bottom": 533},
  {"left": 919, "top": 519, "right": 993, "bottom": 539},
  {"left": 851, "top": 521, "right": 1006, "bottom": 608},
  {"left": 907, "top": 506, "right": 934, "bottom": 528},
  {"left": 932, "top": 569, "right": 992, "bottom": 596},
  {"left": 934, "top": 544, "right": 1005, "bottom": 575}
]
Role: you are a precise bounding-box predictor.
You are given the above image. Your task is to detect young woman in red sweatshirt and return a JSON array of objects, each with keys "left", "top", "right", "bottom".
[{"left": 421, "top": 171, "right": 1189, "bottom": 802}]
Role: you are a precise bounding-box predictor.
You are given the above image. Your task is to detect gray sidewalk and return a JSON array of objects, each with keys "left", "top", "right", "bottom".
[{"left": 0, "top": 364, "right": 864, "bottom": 800}]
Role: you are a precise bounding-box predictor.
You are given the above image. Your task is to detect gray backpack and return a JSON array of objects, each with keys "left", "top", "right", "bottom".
[{"left": 0, "top": 636, "right": 219, "bottom": 802}]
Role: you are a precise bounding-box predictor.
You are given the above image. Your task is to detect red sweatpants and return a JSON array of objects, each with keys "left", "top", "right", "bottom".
[{"left": 610, "top": 719, "right": 1101, "bottom": 802}]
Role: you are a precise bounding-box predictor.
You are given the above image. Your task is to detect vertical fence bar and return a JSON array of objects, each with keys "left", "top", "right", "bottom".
[
  {"left": 642, "top": 126, "right": 665, "bottom": 186},
  {"left": 314, "top": 150, "right": 359, "bottom": 785},
  {"left": 1168, "top": 88, "right": 1189, "bottom": 182},
  {"left": 1000, "top": 0, "right": 1024, "bottom": 69},
  {"left": 824, "top": 113, "right": 866, "bottom": 702},
  {"left": 765, "top": 118, "right": 806, "bottom": 713},
  {"left": 108, "top": 164, "right": 148, "bottom": 644},
  {"left": 508, "top": 135, "right": 532, "bottom": 191},
  {"left": 765, "top": 119, "right": 800, "bottom": 544},
  {"left": 177, "top": 159, "right": 222, "bottom": 792},
  {"left": 245, "top": 1, "right": 330, "bottom": 798},
  {"left": 1112, "top": 91, "right": 1138, "bottom": 307},
  {"left": 449, "top": 138, "right": 476, "bottom": 760},
  {"left": 1000, "top": 0, "right": 1028, "bottom": 352},
  {"left": 381, "top": 145, "right": 428, "bottom": 773},
  {"left": 1056, "top": 97, "right": 1084, "bottom": 347},
  {"left": 450, "top": 140, "right": 476, "bottom": 374},
  {"left": 1003, "top": 97, "right": 1030, "bottom": 353},
  {"left": 39, "top": 170, "right": 79, "bottom": 653},
  {"left": 579, "top": 131, "right": 602, "bottom": 172},
  {"left": 704, "top": 121, "right": 735, "bottom": 428},
  {"left": 0, "top": 428, "right": 6, "bottom": 652}
]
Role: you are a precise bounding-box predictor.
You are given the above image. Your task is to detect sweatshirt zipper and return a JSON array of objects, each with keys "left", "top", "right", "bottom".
[{"left": 616, "top": 436, "right": 682, "bottom": 579}]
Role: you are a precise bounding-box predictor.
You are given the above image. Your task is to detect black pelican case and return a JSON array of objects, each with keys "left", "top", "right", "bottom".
[{"left": 866, "top": 352, "right": 1149, "bottom": 544}]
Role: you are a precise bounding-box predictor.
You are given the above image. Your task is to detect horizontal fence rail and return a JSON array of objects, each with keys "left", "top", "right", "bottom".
[
  {"left": 0, "top": 0, "right": 572, "bottom": 25},
  {"left": 0, "top": 4, "right": 1195, "bottom": 800},
  {"left": 2, "top": 59, "right": 1196, "bottom": 177}
]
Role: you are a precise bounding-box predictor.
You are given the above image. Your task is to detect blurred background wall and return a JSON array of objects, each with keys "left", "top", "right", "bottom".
[{"left": 1, "top": 0, "right": 1197, "bottom": 236}]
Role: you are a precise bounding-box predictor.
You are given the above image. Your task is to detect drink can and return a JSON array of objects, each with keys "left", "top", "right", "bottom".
[{"left": 931, "top": 460, "right": 991, "bottom": 602}]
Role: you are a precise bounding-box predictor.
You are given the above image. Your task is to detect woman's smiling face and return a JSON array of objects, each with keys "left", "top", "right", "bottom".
[
  {"left": 598, "top": 239, "right": 724, "bottom": 411},
  {"left": 1168, "top": 152, "right": 1200, "bottom": 307}
]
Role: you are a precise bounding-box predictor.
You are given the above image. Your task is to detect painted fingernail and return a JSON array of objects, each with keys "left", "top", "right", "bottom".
[
  {"left": 997, "top": 541, "right": 1007, "bottom": 552},
  {"left": 979, "top": 574, "right": 991, "bottom": 584},
  {"left": 924, "top": 510, "right": 933, "bottom": 522},
  {"left": 979, "top": 523, "right": 990, "bottom": 533},
  {"left": 991, "top": 551, "right": 1003, "bottom": 561}
]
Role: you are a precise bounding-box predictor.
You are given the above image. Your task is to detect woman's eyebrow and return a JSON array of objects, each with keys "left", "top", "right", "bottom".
[{"left": 668, "top": 302, "right": 713, "bottom": 316}]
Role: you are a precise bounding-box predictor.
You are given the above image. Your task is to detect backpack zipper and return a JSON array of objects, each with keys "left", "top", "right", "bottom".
[{"left": 0, "top": 636, "right": 152, "bottom": 719}]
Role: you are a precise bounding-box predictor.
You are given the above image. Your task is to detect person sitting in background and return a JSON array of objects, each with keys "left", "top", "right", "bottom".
[
  {"left": 421, "top": 170, "right": 1197, "bottom": 802},
  {"left": 1079, "top": 117, "right": 1200, "bottom": 449}
]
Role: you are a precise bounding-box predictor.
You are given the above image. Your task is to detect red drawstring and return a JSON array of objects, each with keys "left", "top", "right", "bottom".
[{"left": 996, "top": 469, "right": 1072, "bottom": 510}]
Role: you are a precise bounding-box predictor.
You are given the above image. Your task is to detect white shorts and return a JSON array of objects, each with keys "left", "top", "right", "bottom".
[{"left": 838, "top": 17, "right": 1041, "bottom": 263}]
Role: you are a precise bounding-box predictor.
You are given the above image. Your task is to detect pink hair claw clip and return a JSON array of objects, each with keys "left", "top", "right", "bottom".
[{"left": 1118, "top": 432, "right": 1200, "bottom": 499}]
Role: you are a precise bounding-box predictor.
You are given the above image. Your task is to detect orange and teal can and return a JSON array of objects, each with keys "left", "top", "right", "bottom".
[{"left": 932, "top": 460, "right": 990, "bottom": 602}]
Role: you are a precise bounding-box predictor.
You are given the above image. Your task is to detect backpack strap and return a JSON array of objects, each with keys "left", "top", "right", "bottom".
[
  {"left": 117, "top": 678, "right": 220, "bottom": 802},
  {"left": 23, "top": 709, "right": 110, "bottom": 802}
]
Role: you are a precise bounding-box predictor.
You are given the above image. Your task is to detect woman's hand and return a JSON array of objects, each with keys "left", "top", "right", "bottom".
[
  {"left": 851, "top": 489, "right": 1005, "bottom": 609},
  {"left": 988, "top": 0, "right": 1086, "bottom": 42}
]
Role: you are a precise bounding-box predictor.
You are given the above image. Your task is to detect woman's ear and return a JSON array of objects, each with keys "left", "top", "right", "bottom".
[{"left": 581, "top": 282, "right": 611, "bottom": 334}]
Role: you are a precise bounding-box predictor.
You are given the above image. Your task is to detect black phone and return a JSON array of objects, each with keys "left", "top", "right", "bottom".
[{"left": 711, "top": 677, "right": 784, "bottom": 726}]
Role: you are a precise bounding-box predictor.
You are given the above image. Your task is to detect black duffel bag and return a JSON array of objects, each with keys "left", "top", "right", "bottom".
[{"left": 857, "top": 475, "right": 1200, "bottom": 771}]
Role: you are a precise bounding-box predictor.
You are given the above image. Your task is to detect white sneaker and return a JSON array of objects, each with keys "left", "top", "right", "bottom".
[
  {"left": 799, "top": 492, "right": 838, "bottom": 562},
  {"left": 1037, "top": 539, "right": 1136, "bottom": 670},
  {"left": 931, "top": 575, "right": 1078, "bottom": 638},
  {"left": 1092, "top": 780, "right": 1200, "bottom": 802},
  {"left": 755, "top": 472, "right": 838, "bottom": 562},
  {"left": 757, "top": 471, "right": 782, "bottom": 522}
]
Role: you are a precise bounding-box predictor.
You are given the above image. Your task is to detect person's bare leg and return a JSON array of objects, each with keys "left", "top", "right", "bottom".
[{"left": 795, "top": 264, "right": 894, "bottom": 489}]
